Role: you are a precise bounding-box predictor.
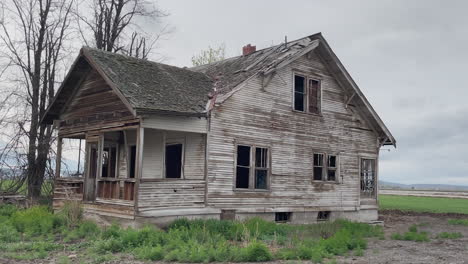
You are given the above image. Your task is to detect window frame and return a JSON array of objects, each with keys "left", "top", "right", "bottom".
[
  {"left": 164, "top": 141, "right": 185, "bottom": 179},
  {"left": 359, "top": 157, "right": 377, "bottom": 199},
  {"left": 234, "top": 143, "right": 271, "bottom": 191},
  {"left": 292, "top": 73, "right": 322, "bottom": 115},
  {"left": 312, "top": 153, "right": 339, "bottom": 183}
]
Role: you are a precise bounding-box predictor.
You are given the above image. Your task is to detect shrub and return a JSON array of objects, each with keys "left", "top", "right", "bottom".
[
  {"left": 436, "top": 232, "right": 463, "bottom": 239},
  {"left": 57, "top": 201, "right": 83, "bottom": 227},
  {"left": 391, "top": 226, "right": 430, "bottom": 242},
  {"left": 94, "top": 238, "right": 124, "bottom": 253},
  {"left": 133, "top": 245, "right": 164, "bottom": 261},
  {"left": 11, "top": 206, "right": 63, "bottom": 236},
  {"left": 0, "top": 224, "right": 20, "bottom": 243},
  {"left": 0, "top": 204, "right": 18, "bottom": 218},
  {"left": 239, "top": 241, "right": 272, "bottom": 262}
]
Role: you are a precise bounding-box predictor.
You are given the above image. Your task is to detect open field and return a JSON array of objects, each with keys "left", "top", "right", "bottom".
[
  {"left": 379, "top": 195, "right": 468, "bottom": 214},
  {"left": 1, "top": 195, "right": 468, "bottom": 264},
  {"left": 380, "top": 189, "right": 468, "bottom": 199}
]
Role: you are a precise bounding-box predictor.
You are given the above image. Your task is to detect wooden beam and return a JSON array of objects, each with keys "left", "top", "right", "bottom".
[
  {"left": 133, "top": 126, "right": 144, "bottom": 215},
  {"left": 55, "top": 137, "right": 63, "bottom": 179}
]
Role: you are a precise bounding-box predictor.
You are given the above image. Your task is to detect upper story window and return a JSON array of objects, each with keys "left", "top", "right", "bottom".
[
  {"left": 293, "top": 75, "right": 321, "bottom": 114},
  {"left": 313, "top": 153, "right": 338, "bottom": 182},
  {"left": 235, "top": 145, "right": 270, "bottom": 190}
]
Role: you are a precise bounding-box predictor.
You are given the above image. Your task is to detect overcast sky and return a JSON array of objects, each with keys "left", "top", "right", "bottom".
[{"left": 151, "top": 0, "right": 468, "bottom": 186}]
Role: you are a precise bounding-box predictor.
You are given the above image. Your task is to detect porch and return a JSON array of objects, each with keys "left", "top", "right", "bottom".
[{"left": 53, "top": 119, "right": 208, "bottom": 219}]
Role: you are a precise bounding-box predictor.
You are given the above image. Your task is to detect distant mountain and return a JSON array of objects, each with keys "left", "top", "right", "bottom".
[{"left": 379, "top": 180, "right": 468, "bottom": 191}]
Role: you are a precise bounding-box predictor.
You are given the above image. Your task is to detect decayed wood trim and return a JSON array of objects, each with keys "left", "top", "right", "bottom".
[
  {"left": 81, "top": 48, "right": 137, "bottom": 117},
  {"left": 58, "top": 122, "right": 139, "bottom": 138},
  {"left": 55, "top": 137, "right": 63, "bottom": 179},
  {"left": 134, "top": 126, "right": 144, "bottom": 214}
]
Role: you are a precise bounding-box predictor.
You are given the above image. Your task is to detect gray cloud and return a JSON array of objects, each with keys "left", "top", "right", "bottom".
[{"left": 150, "top": 0, "right": 468, "bottom": 185}]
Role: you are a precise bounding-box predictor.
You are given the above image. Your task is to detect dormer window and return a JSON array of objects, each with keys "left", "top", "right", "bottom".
[{"left": 293, "top": 74, "right": 321, "bottom": 114}]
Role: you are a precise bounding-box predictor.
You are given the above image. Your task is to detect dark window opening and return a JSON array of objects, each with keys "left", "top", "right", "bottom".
[
  {"left": 294, "top": 75, "right": 305, "bottom": 111},
  {"left": 317, "top": 211, "right": 330, "bottom": 221},
  {"left": 254, "top": 147, "right": 268, "bottom": 189},
  {"left": 236, "top": 145, "right": 251, "bottom": 188},
  {"left": 327, "top": 155, "right": 337, "bottom": 181},
  {"left": 314, "top": 153, "right": 338, "bottom": 182},
  {"left": 129, "top": 145, "right": 137, "bottom": 178},
  {"left": 165, "top": 144, "right": 183, "bottom": 178},
  {"left": 236, "top": 145, "right": 270, "bottom": 190},
  {"left": 102, "top": 146, "right": 117, "bottom": 178},
  {"left": 275, "top": 212, "right": 292, "bottom": 222},
  {"left": 308, "top": 79, "right": 320, "bottom": 114},
  {"left": 313, "top": 154, "right": 324, "bottom": 180}
]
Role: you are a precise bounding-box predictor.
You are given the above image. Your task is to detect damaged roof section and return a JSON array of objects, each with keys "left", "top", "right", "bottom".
[
  {"left": 43, "top": 48, "right": 214, "bottom": 124},
  {"left": 191, "top": 35, "right": 319, "bottom": 97}
]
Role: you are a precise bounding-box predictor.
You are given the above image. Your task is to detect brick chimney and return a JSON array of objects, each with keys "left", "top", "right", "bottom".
[{"left": 242, "top": 44, "right": 256, "bottom": 56}]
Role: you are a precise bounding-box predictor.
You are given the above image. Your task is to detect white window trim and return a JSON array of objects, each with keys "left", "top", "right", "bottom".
[
  {"left": 233, "top": 143, "right": 271, "bottom": 191},
  {"left": 292, "top": 73, "right": 322, "bottom": 115},
  {"left": 312, "top": 153, "right": 339, "bottom": 183},
  {"left": 163, "top": 138, "right": 185, "bottom": 179}
]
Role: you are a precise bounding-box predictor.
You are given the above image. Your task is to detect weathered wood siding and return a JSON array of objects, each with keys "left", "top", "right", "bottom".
[
  {"left": 137, "top": 129, "right": 206, "bottom": 213},
  {"left": 141, "top": 116, "right": 208, "bottom": 134},
  {"left": 59, "top": 69, "right": 136, "bottom": 135},
  {"left": 207, "top": 51, "right": 379, "bottom": 212}
]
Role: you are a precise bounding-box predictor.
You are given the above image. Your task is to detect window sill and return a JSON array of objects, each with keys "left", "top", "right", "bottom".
[
  {"left": 311, "top": 180, "right": 339, "bottom": 184},
  {"left": 292, "top": 109, "right": 323, "bottom": 117},
  {"left": 233, "top": 188, "right": 270, "bottom": 193}
]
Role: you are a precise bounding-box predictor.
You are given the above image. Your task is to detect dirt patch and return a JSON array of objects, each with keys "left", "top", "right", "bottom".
[{"left": 337, "top": 210, "right": 468, "bottom": 264}]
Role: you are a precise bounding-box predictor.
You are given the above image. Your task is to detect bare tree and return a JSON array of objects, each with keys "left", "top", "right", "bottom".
[
  {"left": 76, "top": 0, "right": 170, "bottom": 59},
  {"left": 192, "top": 44, "right": 226, "bottom": 66},
  {"left": 0, "top": 0, "right": 74, "bottom": 200}
]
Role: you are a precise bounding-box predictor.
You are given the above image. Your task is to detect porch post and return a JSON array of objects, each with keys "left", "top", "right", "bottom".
[
  {"left": 134, "top": 126, "right": 144, "bottom": 213},
  {"left": 55, "top": 137, "right": 63, "bottom": 179}
]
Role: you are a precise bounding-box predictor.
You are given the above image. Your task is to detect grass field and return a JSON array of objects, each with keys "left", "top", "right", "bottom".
[
  {"left": 379, "top": 195, "right": 468, "bottom": 214},
  {"left": 0, "top": 203, "right": 384, "bottom": 263}
]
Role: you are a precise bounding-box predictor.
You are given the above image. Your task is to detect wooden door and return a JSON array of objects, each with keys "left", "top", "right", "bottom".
[{"left": 84, "top": 142, "right": 98, "bottom": 201}]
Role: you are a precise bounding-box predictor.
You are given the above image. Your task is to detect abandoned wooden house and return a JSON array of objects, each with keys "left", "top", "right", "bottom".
[{"left": 42, "top": 33, "right": 396, "bottom": 225}]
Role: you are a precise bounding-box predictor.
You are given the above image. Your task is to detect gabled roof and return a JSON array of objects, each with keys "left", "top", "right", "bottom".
[
  {"left": 191, "top": 33, "right": 396, "bottom": 146},
  {"left": 42, "top": 33, "right": 395, "bottom": 146},
  {"left": 42, "top": 48, "right": 213, "bottom": 124}
]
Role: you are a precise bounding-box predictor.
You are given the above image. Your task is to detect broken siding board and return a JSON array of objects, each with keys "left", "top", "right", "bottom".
[
  {"left": 140, "top": 130, "right": 206, "bottom": 179},
  {"left": 141, "top": 115, "right": 208, "bottom": 134},
  {"left": 137, "top": 180, "right": 206, "bottom": 213},
  {"left": 207, "top": 51, "right": 378, "bottom": 211}
]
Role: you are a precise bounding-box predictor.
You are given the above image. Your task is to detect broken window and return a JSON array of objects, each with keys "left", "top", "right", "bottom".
[
  {"left": 293, "top": 75, "right": 321, "bottom": 113},
  {"left": 308, "top": 79, "right": 320, "bottom": 114},
  {"left": 275, "top": 212, "right": 291, "bottom": 222},
  {"left": 236, "top": 145, "right": 251, "bottom": 188},
  {"left": 255, "top": 147, "right": 268, "bottom": 189},
  {"left": 294, "top": 75, "right": 306, "bottom": 111},
  {"left": 360, "top": 158, "right": 376, "bottom": 198},
  {"left": 314, "top": 153, "right": 338, "bottom": 182},
  {"left": 101, "top": 144, "right": 117, "bottom": 178},
  {"left": 165, "top": 143, "right": 183, "bottom": 178},
  {"left": 317, "top": 211, "right": 330, "bottom": 221},
  {"left": 313, "top": 153, "right": 324, "bottom": 180},
  {"left": 327, "top": 155, "right": 337, "bottom": 181},
  {"left": 236, "top": 145, "right": 269, "bottom": 190}
]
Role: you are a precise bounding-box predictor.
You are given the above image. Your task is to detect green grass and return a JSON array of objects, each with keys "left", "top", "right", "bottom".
[
  {"left": 391, "top": 225, "right": 430, "bottom": 242},
  {"left": 379, "top": 195, "right": 468, "bottom": 214},
  {"left": 0, "top": 204, "right": 385, "bottom": 263},
  {"left": 436, "top": 232, "right": 463, "bottom": 239},
  {"left": 448, "top": 219, "right": 468, "bottom": 226}
]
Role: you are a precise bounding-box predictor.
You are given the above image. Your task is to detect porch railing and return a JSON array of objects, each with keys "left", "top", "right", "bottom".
[{"left": 97, "top": 178, "right": 135, "bottom": 201}]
